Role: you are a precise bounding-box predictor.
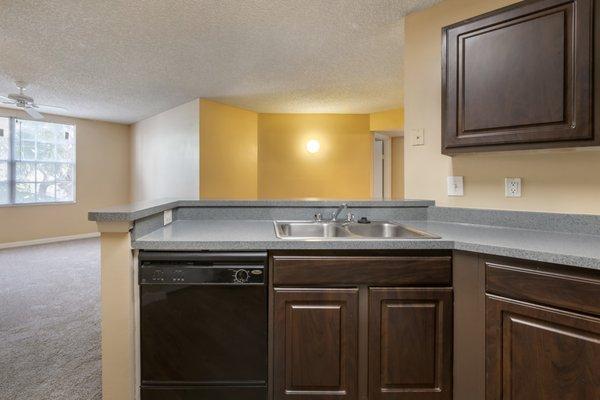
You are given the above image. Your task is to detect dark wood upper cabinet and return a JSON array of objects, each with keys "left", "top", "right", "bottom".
[{"left": 442, "top": 0, "right": 598, "bottom": 154}]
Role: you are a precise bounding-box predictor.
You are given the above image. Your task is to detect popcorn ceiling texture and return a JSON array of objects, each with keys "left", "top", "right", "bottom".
[{"left": 0, "top": 0, "right": 439, "bottom": 124}]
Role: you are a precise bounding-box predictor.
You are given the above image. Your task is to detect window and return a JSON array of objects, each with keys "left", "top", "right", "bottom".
[
  {"left": 0, "top": 118, "right": 9, "bottom": 203},
  {"left": 0, "top": 117, "right": 76, "bottom": 205}
]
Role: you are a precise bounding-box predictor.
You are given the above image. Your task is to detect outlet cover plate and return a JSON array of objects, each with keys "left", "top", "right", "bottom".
[
  {"left": 164, "top": 209, "right": 173, "bottom": 225},
  {"left": 505, "top": 178, "right": 522, "bottom": 197},
  {"left": 447, "top": 176, "right": 464, "bottom": 196},
  {"left": 410, "top": 128, "right": 425, "bottom": 146}
]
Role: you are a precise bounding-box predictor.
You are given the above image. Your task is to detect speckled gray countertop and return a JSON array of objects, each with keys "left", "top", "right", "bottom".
[
  {"left": 133, "top": 219, "right": 600, "bottom": 270},
  {"left": 88, "top": 199, "right": 435, "bottom": 222}
]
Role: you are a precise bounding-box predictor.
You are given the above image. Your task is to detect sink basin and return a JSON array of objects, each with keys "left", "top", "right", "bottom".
[
  {"left": 274, "top": 221, "right": 440, "bottom": 240},
  {"left": 275, "top": 221, "right": 353, "bottom": 239},
  {"left": 345, "top": 221, "right": 440, "bottom": 239}
]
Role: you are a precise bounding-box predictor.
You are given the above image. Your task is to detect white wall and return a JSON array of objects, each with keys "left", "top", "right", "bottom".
[{"left": 131, "top": 99, "right": 200, "bottom": 201}]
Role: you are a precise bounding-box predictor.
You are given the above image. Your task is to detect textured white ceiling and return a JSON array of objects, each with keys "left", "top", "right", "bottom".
[{"left": 0, "top": 0, "right": 440, "bottom": 124}]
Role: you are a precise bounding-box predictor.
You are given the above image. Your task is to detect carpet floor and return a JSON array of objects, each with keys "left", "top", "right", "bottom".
[{"left": 0, "top": 238, "right": 102, "bottom": 400}]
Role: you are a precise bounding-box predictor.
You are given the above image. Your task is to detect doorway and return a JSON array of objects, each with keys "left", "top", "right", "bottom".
[{"left": 372, "top": 133, "right": 404, "bottom": 199}]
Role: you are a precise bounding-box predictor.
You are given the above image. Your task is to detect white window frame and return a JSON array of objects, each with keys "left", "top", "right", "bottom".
[{"left": 0, "top": 116, "right": 77, "bottom": 207}]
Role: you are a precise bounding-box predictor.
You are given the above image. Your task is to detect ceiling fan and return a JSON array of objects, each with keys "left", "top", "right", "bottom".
[{"left": 0, "top": 82, "right": 66, "bottom": 120}]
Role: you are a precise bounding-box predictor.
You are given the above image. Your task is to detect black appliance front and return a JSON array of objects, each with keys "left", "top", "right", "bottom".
[
  {"left": 139, "top": 251, "right": 268, "bottom": 400},
  {"left": 140, "top": 386, "right": 267, "bottom": 400}
]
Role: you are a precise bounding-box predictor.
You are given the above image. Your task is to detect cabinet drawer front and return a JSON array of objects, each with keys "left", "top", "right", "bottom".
[
  {"left": 369, "top": 288, "right": 453, "bottom": 400},
  {"left": 486, "top": 261, "right": 600, "bottom": 316},
  {"left": 273, "top": 256, "right": 451, "bottom": 286}
]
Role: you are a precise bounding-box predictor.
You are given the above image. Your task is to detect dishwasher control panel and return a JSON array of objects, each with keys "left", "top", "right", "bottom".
[{"left": 139, "top": 263, "right": 265, "bottom": 285}]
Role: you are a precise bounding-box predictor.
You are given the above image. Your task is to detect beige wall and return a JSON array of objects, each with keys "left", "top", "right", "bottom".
[
  {"left": 258, "top": 113, "right": 372, "bottom": 199},
  {"left": 131, "top": 99, "right": 199, "bottom": 202},
  {"left": 0, "top": 108, "right": 130, "bottom": 244},
  {"left": 100, "top": 231, "right": 134, "bottom": 400},
  {"left": 199, "top": 100, "right": 258, "bottom": 199},
  {"left": 404, "top": 0, "right": 600, "bottom": 214},
  {"left": 391, "top": 137, "right": 404, "bottom": 199}
]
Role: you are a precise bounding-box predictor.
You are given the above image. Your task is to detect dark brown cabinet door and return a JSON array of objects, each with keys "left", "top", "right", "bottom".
[
  {"left": 442, "top": 0, "right": 597, "bottom": 153},
  {"left": 369, "top": 288, "right": 453, "bottom": 400},
  {"left": 486, "top": 295, "right": 600, "bottom": 400},
  {"left": 273, "top": 288, "right": 359, "bottom": 400}
]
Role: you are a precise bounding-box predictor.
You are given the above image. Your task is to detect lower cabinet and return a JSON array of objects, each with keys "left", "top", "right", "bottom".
[
  {"left": 273, "top": 288, "right": 359, "bottom": 399},
  {"left": 270, "top": 251, "right": 454, "bottom": 400},
  {"left": 486, "top": 295, "right": 600, "bottom": 400},
  {"left": 484, "top": 259, "right": 600, "bottom": 400},
  {"left": 369, "top": 288, "right": 453, "bottom": 400},
  {"left": 271, "top": 252, "right": 600, "bottom": 400}
]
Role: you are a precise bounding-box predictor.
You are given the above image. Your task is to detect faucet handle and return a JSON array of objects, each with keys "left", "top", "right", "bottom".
[
  {"left": 314, "top": 213, "right": 323, "bottom": 222},
  {"left": 346, "top": 213, "right": 355, "bottom": 222}
]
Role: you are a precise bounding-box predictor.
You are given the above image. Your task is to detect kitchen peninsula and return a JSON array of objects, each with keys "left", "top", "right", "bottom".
[{"left": 90, "top": 199, "right": 600, "bottom": 400}]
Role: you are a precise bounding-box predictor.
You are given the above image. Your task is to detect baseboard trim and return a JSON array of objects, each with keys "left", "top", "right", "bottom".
[{"left": 0, "top": 232, "right": 100, "bottom": 250}]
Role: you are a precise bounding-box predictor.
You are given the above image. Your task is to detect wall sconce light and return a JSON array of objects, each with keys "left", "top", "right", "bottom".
[{"left": 306, "top": 139, "right": 320, "bottom": 154}]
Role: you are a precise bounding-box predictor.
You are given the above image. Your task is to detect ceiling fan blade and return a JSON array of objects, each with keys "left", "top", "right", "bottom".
[
  {"left": 25, "top": 107, "right": 44, "bottom": 120},
  {"left": 0, "top": 95, "right": 13, "bottom": 101},
  {"left": 35, "top": 103, "right": 67, "bottom": 111},
  {"left": 2, "top": 101, "right": 16, "bottom": 105}
]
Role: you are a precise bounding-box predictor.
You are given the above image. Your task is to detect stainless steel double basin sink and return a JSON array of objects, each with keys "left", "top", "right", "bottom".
[{"left": 274, "top": 220, "right": 440, "bottom": 240}]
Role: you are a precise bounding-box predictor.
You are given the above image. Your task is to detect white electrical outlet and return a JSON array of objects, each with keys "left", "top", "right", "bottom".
[
  {"left": 447, "top": 176, "right": 464, "bottom": 196},
  {"left": 505, "top": 178, "right": 522, "bottom": 197},
  {"left": 164, "top": 209, "right": 173, "bottom": 225},
  {"left": 410, "top": 128, "right": 425, "bottom": 146}
]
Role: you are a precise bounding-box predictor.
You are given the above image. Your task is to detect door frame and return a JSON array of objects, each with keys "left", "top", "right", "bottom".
[{"left": 372, "top": 132, "right": 402, "bottom": 199}]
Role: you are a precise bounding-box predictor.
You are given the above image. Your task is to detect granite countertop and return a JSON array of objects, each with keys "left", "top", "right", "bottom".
[
  {"left": 88, "top": 199, "right": 435, "bottom": 222},
  {"left": 133, "top": 219, "right": 600, "bottom": 270}
]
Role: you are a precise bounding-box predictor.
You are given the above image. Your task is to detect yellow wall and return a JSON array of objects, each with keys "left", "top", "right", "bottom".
[
  {"left": 0, "top": 108, "right": 131, "bottom": 244},
  {"left": 199, "top": 100, "right": 258, "bottom": 199},
  {"left": 257, "top": 113, "right": 372, "bottom": 199},
  {"left": 369, "top": 108, "right": 404, "bottom": 132},
  {"left": 404, "top": 0, "right": 600, "bottom": 214},
  {"left": 391, "top": 137, "right": 404, "bottom": 199}
]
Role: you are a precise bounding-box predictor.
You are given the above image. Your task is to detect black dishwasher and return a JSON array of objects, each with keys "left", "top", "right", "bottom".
[{"left": 139, "top": 251, "right": 268, "bottom": 400}]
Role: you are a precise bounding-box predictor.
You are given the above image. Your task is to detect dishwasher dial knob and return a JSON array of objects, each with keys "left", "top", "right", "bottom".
[{"left": 234, "top": 269, "right": 250, "bottom": 283}]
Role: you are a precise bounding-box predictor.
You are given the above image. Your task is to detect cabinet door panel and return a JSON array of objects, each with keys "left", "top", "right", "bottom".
[
  {"left": 442, "top": 0, "right": 595, "bottom": 153},
  {"left": 486, "top": 295, "right": 600, "bottom": 400},
  {"left": 273, "top": 288, "right": 358, "bottom": 400},
  {"left": 369, "top": 288, "right": 453, "bottom": 400}
]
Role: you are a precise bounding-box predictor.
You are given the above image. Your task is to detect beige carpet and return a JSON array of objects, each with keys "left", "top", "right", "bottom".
[{"left": 0, "top": 238, "right": 101, "bottom": 400}]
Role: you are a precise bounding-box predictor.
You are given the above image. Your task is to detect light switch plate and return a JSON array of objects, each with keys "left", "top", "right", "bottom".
[
  {"left": 410, "top": 128, "right": 425, "bottom": 146},
  {"left": 447, "top": 176, "right": 464, "bottom": 196},
  {"left": 163, "top": 209, "right": 173, "bottom": 225},
  {"left": 505, "top": 178, "right": 522, "bottom": 197}
]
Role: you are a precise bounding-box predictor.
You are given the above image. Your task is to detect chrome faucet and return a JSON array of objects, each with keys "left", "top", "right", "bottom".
[{"left": 330, "top": 203, "right": 348, "bottom": 222}]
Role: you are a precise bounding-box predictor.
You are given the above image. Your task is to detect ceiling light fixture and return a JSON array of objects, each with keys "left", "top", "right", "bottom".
[{"left": 306, "top": 139, "right": 320, "bottom": 154}]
